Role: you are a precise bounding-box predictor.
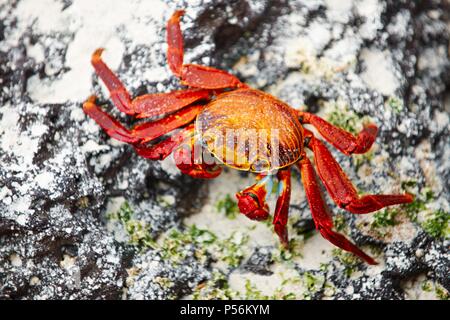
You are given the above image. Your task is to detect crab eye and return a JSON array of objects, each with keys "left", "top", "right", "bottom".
[{"left": 250, "top": 158, "right": 271, "bottom": 172}]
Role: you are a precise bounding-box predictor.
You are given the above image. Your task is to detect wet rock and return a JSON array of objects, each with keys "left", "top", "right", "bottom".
[
  {"left": 418, "top": 234, "right": 450, "bottom": 291},
  {"left": 352, "top": 274, "right": 404, "bottom": 300},
  {"left": 243, "top": 247, "right": 273, "bottom": 275},
  {"left": 384, "top": 242, "right": 422, "bottom": 276},
  {"left": 127, "top": 249, "right": 210, "bottom": 300},
  {"left": 0, "top": 100, "right": 124, "bottom": 299},
  {"left": 292, "top": 217, "right": 316, "bottom": 235}
]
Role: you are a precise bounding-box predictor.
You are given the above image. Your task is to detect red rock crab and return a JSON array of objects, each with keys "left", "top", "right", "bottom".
[{"left": 83, "top": 10, "right": 414, "bottom": 264}]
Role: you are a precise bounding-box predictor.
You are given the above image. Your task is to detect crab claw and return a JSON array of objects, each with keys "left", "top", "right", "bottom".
[
  {"left": 236, "top": 192, "right": 270, "bottom": 221},
  {"left": 236, "top": 175, "right": 272, "bottom": 221}
]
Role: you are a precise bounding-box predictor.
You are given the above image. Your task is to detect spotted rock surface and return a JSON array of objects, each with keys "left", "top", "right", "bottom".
[{"left": 0, "top": 0, "right": 449, "bottom": 300}]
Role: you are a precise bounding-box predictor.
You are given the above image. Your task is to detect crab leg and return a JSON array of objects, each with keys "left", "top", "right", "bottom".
[
  {"left": 273, "top": 168, "right": 292, "bottom": 247},
  {"left": 305, "top": 131, "right": 414, "bottom": 214},
  {"left": 83, "top": 97, "right": 201, "bottom": 144},
  {"left": 298, "top": 156, "right": 377, "bottom": 265},
  {"left": 298, "top": 112, "right": 378, "bottom": 155},
  {"left": 91, "top": 49, "right": 133, "bottom": 115},
  {"left": 132, "top": 89, "right": 210, "bottom": 119},
  {"left": 167, "top": 10, "right": 245, "bottom": 89},
  {"left": 133, "top": 124, "right": 195, "bottom": 160},
  {"left": 131, "top": 105, "right": 202, "bottom": 143},
  {"left": 90, "top": 49, "right": 210, "bottom": 117},
  {"left": 173, "top": 135, "right": 222, "bottom": 179},
  {"left": 83, "top": 96, "right": 138, "bottom": 143},
  {"left": 167, "top": 10, "right": 185, "bottom": 77},
  {"left": 236, "top": 174, "right": 272, "bottom": 221},
  {"left": 180, "top": 64, "right": 245, "bottom": 89}
]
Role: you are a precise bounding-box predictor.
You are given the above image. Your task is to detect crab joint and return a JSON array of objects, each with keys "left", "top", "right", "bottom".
[{"left": 236, "top": 175, "right": 273, "bottom": 221}]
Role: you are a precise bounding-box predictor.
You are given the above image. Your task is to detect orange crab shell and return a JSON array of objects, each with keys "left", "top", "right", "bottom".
[{"left": 195, "top": 89, "right": 305, "bottom": 172}]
